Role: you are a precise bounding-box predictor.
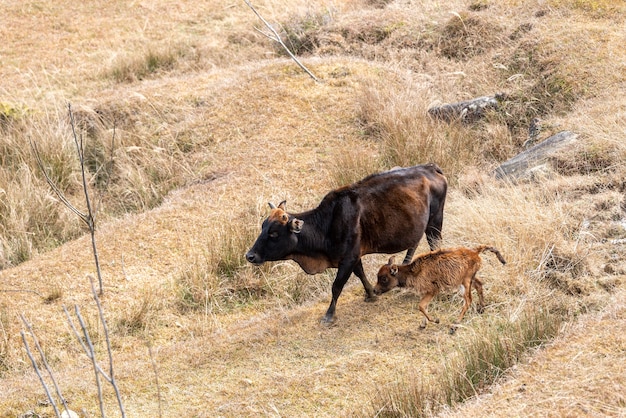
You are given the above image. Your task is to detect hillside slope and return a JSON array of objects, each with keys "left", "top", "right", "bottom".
[{"left": 1, "top": 0, "right": 625, "bottom": 417}]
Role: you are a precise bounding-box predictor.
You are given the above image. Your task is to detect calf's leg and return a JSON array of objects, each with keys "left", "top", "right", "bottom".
[
  {"left": 456, "top": 274, "right": 474, "bottom": 324},
  {"left": 417, "top": 293, "right": 439, "bottom": 329},
  {"left": 472, "top": 275, "right": 485, "bottom": 314}
]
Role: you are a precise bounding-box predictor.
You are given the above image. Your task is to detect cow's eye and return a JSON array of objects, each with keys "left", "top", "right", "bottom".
[{"left": 269, "top": 232, "right": 279, "bottom": 239}]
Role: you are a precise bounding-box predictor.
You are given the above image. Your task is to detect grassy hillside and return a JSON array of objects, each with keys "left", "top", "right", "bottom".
[{"left": 1, "top": 0, "right": 625, "bottom": 416}]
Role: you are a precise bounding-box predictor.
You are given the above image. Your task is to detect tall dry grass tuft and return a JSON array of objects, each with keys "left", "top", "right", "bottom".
[
  {"left": 442, "top": 309, "right": 562, "bottom": 405},
  {"left": 176, "top": 214, "right": 271, "bottom": 314},
  {"left": 0, "top": 98, "right": 220, "bottom": 268},
  {"left": 0, "top": 111, "right": 83, "bottom": 268},
  {"left": 0, "top": 308, "right": 12, "bottom": 374},
  {"left": 356, "top": 78, "right": 489, "bottom": 178},
  {"left": 107, "top": 43, "right": 199, "bottom": 83},
  {"left": 435, "top": 11, "right": 506, "bottom": 60},
  {"left": 444, "top": 176, "right": 597, "bottom": 318},
  {"left": 115, "top": 288, "right": 159, "bottom": 336},
  {"left": 368, "top": 307, "right": 563, "bottom": 417},
  {"left": 176, "top": 208, "right": 335, "bottom": 317},
  {"left": 329, "top": 147, "right": 382, "bottom": 189},
  {"left": 276, "top": 9, "right": 334, "bottom": 57}
]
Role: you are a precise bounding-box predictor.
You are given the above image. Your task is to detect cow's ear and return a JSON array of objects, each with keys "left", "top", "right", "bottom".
[
  {"left": 290, "top": 218, "right": 304, "bottom": 233},
  {"left": 390, "top": 265, "right": 398, "bottom": 276},
  {"left": 387, "top": 256, "right": 396, "bottom": 265},
  {"left": 278, "top": 200, "right": 287, "bottom": 210}
]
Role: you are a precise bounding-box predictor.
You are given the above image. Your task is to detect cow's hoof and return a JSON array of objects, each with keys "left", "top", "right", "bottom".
[
  {"left": 449, "top": 326, "right": 457, "bottom": 335},
  {"left": 365, "top": 294, "right": 378, "bottom": 302},
  {"left": 321, "top": 314, "right": 336, "bottom": 326},
  {"left": 434, "top": 318, "right": 440, "bottom": 324},
  {"left": 477, "top": 305, "right": 485, "bottom": 314}
]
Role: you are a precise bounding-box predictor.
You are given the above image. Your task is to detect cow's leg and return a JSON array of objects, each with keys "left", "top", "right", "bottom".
[
  {"left": 402, "top": 247, "right": 417, "bottom": 265},
  {"left": 322, "top": 260, "right": 356, "bottom": 323},
  {"left": 353, "top": 259, "right": 376, "bottom": 301},
  {"left": 425, "top": 210, "right": 444, "bottom": 250}
]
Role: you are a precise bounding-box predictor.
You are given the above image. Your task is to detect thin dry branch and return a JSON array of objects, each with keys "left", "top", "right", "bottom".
[
  {"left": 89, "top": 275, "right": 126, "bottom": 417},
  {"left": 20, "top": 314, "right": 71, "bottom": 416},
  {"left": 73, "top": 304, "right": 106, "bottom": 417},
  {"left": 20, "top": 329, "right": 61, "bottom": 418},
  {"left": 147, "top": 341, "right": 163, "bottom": 418},
  {"left": 30, "top": 139, "right": 89, "bottom": 224},
  {"left": 30, "top": 103, "right": 105, "bottom": 294},
  {"left": 243, "top": 0, "right": 320, "bottom": 83}
]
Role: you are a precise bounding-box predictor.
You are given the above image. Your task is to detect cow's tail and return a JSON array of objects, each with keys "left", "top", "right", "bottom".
[{"left": 475, "top": 245, "right": 507, "bottom": 265}]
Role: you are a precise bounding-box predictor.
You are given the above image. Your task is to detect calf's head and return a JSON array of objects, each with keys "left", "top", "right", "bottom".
[
  {"left": 373, "top": 256, "right": 401, "bottom": 295},
  {"left": 245, "top": 201, "right": 304, "bottom": 265}
]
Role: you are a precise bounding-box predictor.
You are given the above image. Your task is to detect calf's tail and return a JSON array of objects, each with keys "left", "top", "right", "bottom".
[{"left": 475, "top": 245, "right": 507, "bottom": 265}]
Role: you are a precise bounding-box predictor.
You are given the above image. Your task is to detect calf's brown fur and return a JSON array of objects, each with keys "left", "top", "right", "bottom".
[{"left": 374, "top": 245, "right": 506, "bottom": 332}]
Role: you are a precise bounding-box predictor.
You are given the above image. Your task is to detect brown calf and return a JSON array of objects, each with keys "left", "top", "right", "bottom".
[{"left": 374, "top": 245, "right": 506, "bottom": 333}]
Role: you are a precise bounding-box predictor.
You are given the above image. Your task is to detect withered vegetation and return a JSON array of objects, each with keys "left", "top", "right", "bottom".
[{"left": 0, "top": 0, "right": 625, "bottom": 417}]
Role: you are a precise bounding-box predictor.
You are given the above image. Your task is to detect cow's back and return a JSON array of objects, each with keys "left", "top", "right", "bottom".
[{"left": 327, "top": 164, "right": 447, "bottom": 255}]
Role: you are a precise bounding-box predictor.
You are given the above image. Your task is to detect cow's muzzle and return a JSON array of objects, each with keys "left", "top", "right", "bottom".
[{"left": 245, "top": 251, "right": 262, "bottom": 265}]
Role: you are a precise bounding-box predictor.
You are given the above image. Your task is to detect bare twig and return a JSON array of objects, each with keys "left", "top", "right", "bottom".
[
  {"left": 30, "top": 103, "right": 105, "bottom": 295},
  {"left": 19, "top": 323, "right": 62, "bottom": 418},
  {"left": 147, "top": 340, "right": 163, "bottom": 418},
  {"left": 243, "top": 0, "right": 320, "bottom": 83},
  {"left": 69, "top": 106, "right": 104, "bottom": 296},
  {"left": 89, "top": 276, "right": 126, "bottom": 417},
  {"left": 63, "top": 306, "right": 111, "bottom": 380},
  {"left": 23, "top": 105, "right": 128, "bottom": 417},
  {"left": 30, "top": 139, "right": 89, "bottom": 223},
  {"left": 19, "top": 314, "right": 70, "bottom": 416},
  {"left": 74, "top": 305, "right": 106, "bottom": 417},
  {"left": 61, "top": 280, "right": 127, "bottom": 417}
]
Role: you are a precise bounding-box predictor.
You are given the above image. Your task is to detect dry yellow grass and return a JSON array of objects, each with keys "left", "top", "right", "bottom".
[
  {"left": 1, "top": 0, "right": 625, "bottom": 417},
  {"left": 440, "top": 289, "right": 626, "bottom": 417}
]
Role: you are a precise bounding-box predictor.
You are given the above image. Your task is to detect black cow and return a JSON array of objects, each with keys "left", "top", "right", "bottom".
[{"left": 245, "top": 163, "right": 448, "bottom": 323}]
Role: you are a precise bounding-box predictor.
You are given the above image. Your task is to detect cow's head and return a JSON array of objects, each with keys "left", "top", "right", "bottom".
[
  {"left": 245, "top": 201, "right": 304, "bottom": 265},
  {"left": 373, "top": 256, "right": 401, "bottom": 295}
]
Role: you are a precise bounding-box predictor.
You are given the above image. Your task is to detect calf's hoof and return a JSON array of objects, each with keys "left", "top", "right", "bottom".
[
  {"left": 365, "top": 294, "right": 378, "bottom": 302},
  {"left": 434, "top": 318, "right": 440, "bottom": 324},
  {"left": 477, "top": 305, "right": 485, "bottom": 314},
  {"left": 449, "top": 325, "right": 458, "bottom": 335}
]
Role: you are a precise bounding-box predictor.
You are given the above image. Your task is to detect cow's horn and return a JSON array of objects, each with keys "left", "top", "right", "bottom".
[{"left": 268, "top": 202, "right": 276, "bottom": 209}]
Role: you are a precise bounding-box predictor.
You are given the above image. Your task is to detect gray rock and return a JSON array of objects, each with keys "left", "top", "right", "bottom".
[{"left": 494, "top": 131, "right": 579, "bottom": 180}]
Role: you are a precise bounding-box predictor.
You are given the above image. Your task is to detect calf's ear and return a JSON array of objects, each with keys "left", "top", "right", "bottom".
[
  {"left": 390, "top": 265, "right": 398, "bottom": 276},
  {"left": 290, "top": 218, "right": 304, "bottom": 233}
]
